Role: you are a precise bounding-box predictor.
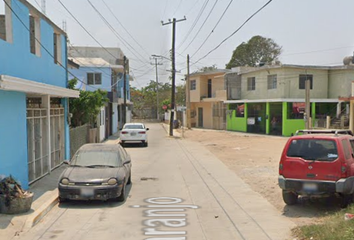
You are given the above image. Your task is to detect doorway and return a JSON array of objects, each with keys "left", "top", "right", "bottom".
[{"left": 198, "top": 107, "right": 203, "bottom": 127}]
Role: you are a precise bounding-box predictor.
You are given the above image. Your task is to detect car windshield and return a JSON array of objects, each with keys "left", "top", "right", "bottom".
[
  {"left": 287, "top": 139, "right": 338, "bottom": 161},
  {"left": 71, "top": 150, "right": 122, "bottom": 167},
  {"left": 124, "top": 124, "right": 144, "bottom": 129}
]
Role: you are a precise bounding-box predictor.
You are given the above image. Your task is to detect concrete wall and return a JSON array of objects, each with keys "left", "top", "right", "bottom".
[
  {"left": 69, "top": 124, "right": 89, "bottom": 159},
  {"left": 192, "top": 102, "right": 213, "bottom": 129},
  {"left": 68, "top": 46, "right": 124, "bottom": 66},
  {"left": 328, "top": 69, "right": 354, "bottom": 98},
  {"left": 228, "top": 67, "right": 331, "bottom": 100},
  {"left": 0, "top": 90, "right": 28, "bottom": 188}
]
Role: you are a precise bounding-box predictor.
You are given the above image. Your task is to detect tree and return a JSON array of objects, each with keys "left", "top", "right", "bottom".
[
  {"left": 226, "top": 35, "right": 282, "bottom": 69},
  {"left": 196, "top": 64, "right": 218, "bottom": 73},
  {"left": 68, "top": 78, "right": 109, "bottom": 127}
]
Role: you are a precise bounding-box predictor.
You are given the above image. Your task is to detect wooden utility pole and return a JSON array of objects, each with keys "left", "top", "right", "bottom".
[
  {"left": 186, "top": 54, "right": 191, "bottom": 129},
  {"left": 151, "top": 55, "right": 163, "bottom": 120},
  {"left": 123, "top": 55, "right": 127, "bottom": 126},
  {"left": 162, "top": 17, "right": 186, "bottom": 136},
  {"left": 305, "top": 74, "right": 311, "bottom": 129}
]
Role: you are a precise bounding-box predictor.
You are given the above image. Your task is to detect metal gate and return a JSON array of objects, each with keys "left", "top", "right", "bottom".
[
  {"left": 27, "top": 108, "right": 49, "bottom": 183},
  {"left": 50, "top": 108, "right": 65, "bottom": 169},
  {"left": 27, "top": 107, "right": 65, "bottom": 183}
]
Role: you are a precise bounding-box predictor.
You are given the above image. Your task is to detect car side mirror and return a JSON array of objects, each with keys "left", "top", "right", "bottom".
[
  {"left": 146, "top": 128, "right": 149, "bottom": 131},
  {"left": 63, "top": 160, "right": 70, "bottom": 165}
]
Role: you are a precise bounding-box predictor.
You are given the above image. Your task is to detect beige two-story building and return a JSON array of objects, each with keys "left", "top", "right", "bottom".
[{"left": 188, "top": 70, "right": 230, "bottom": 129}]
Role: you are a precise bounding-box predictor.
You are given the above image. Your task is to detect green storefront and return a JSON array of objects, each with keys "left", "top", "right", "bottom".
[{"left": 226, "top": 100, "right": 339, "bottom": 136}]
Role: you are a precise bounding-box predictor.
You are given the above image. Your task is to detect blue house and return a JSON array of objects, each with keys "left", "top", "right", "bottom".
[
  {"left": 0, "top": 0, "right": 79, "bottom": 189},
  {"left": 68, "top": 46, "right": 132, "bottom": 141}
]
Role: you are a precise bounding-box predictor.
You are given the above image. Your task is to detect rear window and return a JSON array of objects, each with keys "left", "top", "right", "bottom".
[
  {"left": 286, "top": 139, "right": 338, "bottom": 161},
  {"left": 124, "top": 124, "right": 143, "bottom": 129}
]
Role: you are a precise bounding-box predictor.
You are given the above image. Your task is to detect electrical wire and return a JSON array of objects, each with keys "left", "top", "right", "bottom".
[
  {"left": 101, "top": 0, "right": 151, "bottom": 58},
  {"left": 87, "top": 0, "right": 150, "bottom": 66},
  {"left": 180, "top": 0, "right": 220, "bottom": 54},
  {"left": 191, "top": 0, "right": 234, "bottom": 58},
  {"left": 192, "top": 0, "right": 273, "bottom": 67},
  {"left": 177, "top": 0, "right": 210, "bottom": 49}
]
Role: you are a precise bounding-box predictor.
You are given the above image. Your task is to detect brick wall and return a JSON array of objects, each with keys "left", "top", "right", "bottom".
[{"left": 69, "top": 124, "right": 89, "bottom": 159}]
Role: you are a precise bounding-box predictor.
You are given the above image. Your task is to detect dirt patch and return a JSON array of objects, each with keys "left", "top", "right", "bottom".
[{"left": 182, "top": 128, "right": 341, "bottom": 226}]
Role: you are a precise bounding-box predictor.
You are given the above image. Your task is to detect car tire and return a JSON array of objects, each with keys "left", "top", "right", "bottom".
[
  {"left": 117, "top": 183, "right": 126, "bottom": 202},
  {"left": 340, "top": 194, "right": 353, "bottom": 208},
  {"left": 127, "top": 173, "right": 132, "bottom": 184},
  {"left": 282, "top": 190, "right": 298, "bottom": 205},
  {"left": 120, "top": 141, "right": 125, "bottom": 147},
  {"left": 59, "top": 197, "right": 67, "bottom": 203},
  {"left": 144, "top": 142, "right": 148, "bottom": 147}
]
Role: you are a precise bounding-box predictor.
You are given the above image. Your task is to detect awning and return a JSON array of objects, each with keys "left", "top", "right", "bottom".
[{"left": 0, "top": 75, "right": 79, "bottom": 98}]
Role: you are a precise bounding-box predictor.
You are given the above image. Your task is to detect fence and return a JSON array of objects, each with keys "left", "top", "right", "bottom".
[{"left": 69, "top": 124, "right": 90, "bottom": 158}]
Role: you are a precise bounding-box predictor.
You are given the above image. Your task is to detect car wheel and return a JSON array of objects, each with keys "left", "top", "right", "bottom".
[
  {"left": 144, "top": 142, "right": 148, "bottom": 147},
  {"left": 282, "top": 190, "right": 298, "bottom": 205},
  {"left": 116, "top": 183, "right": 126, "bottom": 202},
  {"left": 340, "top": 194, "right": 353, "bottom": 208}
]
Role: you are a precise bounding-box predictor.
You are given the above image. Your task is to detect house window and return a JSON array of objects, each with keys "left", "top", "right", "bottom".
[
  {"left": 190, "top": 80, "right": 196, "bottom": 90},
  {"left": 0, "top": 0, "right": 13, "bottom": 43},
  {"left": 29, "top": 14, "right": 41, "bottom": 56},
  {"left": 267, "top": 75, "right": 277, "bottom": 89},
  {"left": 87, "top": 73, "right": 102, "bottom": 85},
  {"left": 53, "top": 32, "right": 62, "bottom": 64},
  {"left": 299, "top": 74, "right": 313, "bottom": 89},
  {"left": 247, "top": 77, "right": 256, "bottom": 91}
]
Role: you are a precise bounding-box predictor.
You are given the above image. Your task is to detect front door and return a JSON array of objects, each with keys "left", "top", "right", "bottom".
[{"left": 198, "top": 108, "right": 203, "bottom": 127}]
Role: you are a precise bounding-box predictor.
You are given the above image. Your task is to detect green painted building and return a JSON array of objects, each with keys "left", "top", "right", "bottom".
[{"left": 224, "top": 64, "right": 354, "bottom": 136}]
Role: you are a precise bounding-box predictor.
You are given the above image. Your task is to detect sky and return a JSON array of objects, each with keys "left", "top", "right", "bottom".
[{"left": 15, "top": 0, "right": 354, "bottom": 88}]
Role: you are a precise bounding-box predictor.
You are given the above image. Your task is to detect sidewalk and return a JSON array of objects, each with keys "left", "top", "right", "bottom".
[{"left": 0, "top": 133, "right": 121, "bottom": 239}]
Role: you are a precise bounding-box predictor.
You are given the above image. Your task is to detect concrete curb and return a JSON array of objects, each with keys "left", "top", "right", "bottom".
[{"left": 22, "top": 189, "right": 59, "bottom": 232}]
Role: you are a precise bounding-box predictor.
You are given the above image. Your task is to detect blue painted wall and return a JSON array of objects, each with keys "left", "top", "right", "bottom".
[
  {"left": 69, "top": 67, "right": 112, "bottom": 92},
  {"left": 117, "top": 75, "right": 131, "bottom": 101},
  {"left": 0, "top": 90, "right": 28, "bottom": 188},
  {"left": 0, "top": 0, "right": 67, "bottom": 87},
  {"left": 0, "top": 0, "right": 69, "bottom": 188}
]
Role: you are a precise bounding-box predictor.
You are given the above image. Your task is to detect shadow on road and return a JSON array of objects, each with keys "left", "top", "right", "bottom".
[
  {"left": 282, "top": 196, "right": 344, "bottom": 220},
  {"left": 58, "top": 183, "right": 133, "bottom": 209}
]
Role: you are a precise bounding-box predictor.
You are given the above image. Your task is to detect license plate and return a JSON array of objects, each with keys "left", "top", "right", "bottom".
[
  {"left": 81, "top": 188, "right": 94, "bottom": 197},
  {"left": 130, "top": 132, "right": 137, "bottom": 136},
  {"left": 303, "top": 183, "right": 317, "bottom": 191}
]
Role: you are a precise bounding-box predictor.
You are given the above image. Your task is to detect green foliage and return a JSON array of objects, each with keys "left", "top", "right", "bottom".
[
  {"left": 196, "top": 64, "right": 218, "bottom": 73},
  {"left": 293, "top": 204, "right": 354, "bottom": 240},
  {"left": 226, "top": 35, "right": 282, "bottom": 69},
  {"left": 68, "top": 78, "right": 109, "bottom": 128}
]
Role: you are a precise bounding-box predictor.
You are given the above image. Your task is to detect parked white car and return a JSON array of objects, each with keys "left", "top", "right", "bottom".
[{"left": 119, "top": 123, "right": 149, "bottom": 147}]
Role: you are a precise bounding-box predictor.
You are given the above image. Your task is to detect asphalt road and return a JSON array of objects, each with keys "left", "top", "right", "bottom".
[{"left": 16, "top": 123, "right": 295, "bottom": 240}]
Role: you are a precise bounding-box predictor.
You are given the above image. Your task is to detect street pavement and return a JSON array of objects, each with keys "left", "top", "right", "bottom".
[{"left": 5, "top": 123, "right": 295, "bottom": 240}]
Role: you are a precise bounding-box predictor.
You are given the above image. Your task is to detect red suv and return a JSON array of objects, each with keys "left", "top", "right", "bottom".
[{"left": 278, "top": 129, "right": 354, "bottom": 207}]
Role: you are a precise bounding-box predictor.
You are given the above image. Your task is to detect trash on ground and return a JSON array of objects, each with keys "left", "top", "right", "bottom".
[{"left": 344, "top": 213, "right": 354, "bottom": 220}]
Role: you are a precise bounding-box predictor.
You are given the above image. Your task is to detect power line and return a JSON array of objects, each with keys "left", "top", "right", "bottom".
[
  {"left": 101, "top": 0, "right": 151, "bottom": 58},
  {"left": 181, "top": 0, "right": 220, "bottom": 54},
  {"left": 191, "top": 0, "right": 234, "bottom": 58},
  {"left": 192, "top": 0, "right": 273, "bottom": 66},
  {"left": 177, "top": 0, "right": 210, "bottom": 49},
  {"left": 87, "top": 0, "right": 150, "bottom": 66}
]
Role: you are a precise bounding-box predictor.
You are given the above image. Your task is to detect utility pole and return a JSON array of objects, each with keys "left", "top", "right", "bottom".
[
  {"left": 186, "top": 54, "right": 191, "bottom": 129},
  {"left": 151, "top": 55, "right": 163, "bottom": 120},
  {"left": 162, "top": 17, "right": 186, "bottom": 136},
  {"left": 305, "top": 73, "right": 311, "bottom": 129},
  {"left": 123, "top": 55, "right": 127, "bottom": 126}
]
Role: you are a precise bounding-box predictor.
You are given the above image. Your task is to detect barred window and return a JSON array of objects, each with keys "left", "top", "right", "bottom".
[
  {"left": 299, "top": 74, "right": 313, "bottom": 89},
  {"left": 267, "top": 75, "right": 277, "bottom": 89},
  {"left": 247, "top": 77, "right": 255, "bottom": 91},
  {"left": 190, "top": 80, "right": 196, "bottom": 90}
]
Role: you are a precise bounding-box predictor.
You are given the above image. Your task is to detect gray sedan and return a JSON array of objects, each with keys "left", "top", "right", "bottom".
[{"left": 58, "top": 144, "right": 132, "bottom": 202}]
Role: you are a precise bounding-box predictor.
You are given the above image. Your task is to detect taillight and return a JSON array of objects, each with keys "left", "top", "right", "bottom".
[
  {"left": 279, "top": 163, "right": 283, "bottom": 175},
  {"left": 121, "top": 131, "right": 128, "bottom": 134},
  {"left": 138, "top": 131, "right": 146, "bottom": 134}
]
